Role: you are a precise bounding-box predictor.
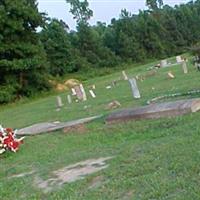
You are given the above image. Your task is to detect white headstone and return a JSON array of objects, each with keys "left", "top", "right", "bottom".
[
  {"left": 167, "top": 72, "right": 175, "bottom": 79},
  {"left": 182, "top": 61, "right": 188, "bottom": 74},
  {"left": 160, "top": 60, "right": 167, "bottom": 68},
  {"left": 89, "top": 90, "right": 96, "bottom": 98},
  {"left": 129, "top": 78, "right": 141, "bottom": 99},
  {"left": 80, "top": 84, "right": 87, "bottom": 101},
  {"left": 56, "top": 96, "right": 63, "bottom": 108},
  {"left": 122, "top": 70, "right": 128, "bottom": 80},
  {"left": 67, "top": 94, "right": 72, "bottom": 104},
  {"left": 71, "top": 88, "right": 76, "bottom": 96},
  {"left": 106, "top": 85, "right": 112, "bottom": 89},
  {"left": 176, "top": 56, "right": 183, "bottom": 63}
]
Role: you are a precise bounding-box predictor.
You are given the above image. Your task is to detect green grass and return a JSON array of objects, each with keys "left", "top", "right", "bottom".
[{"left": 1, "top": 56, "right": 200, "bottom": 200}]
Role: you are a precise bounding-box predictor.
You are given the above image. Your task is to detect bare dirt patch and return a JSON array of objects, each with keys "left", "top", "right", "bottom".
[
  {"left": 34, "top": 157, "right": 113, "bottom": 193},
  {"left": 63, "top": 123, "right": 87, "bottom": 134}
]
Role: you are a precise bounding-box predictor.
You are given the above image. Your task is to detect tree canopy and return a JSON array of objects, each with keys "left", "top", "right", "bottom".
[
  {"left": 1, "top": 0, "right": 200, "bottom": 103},
  {"left": 0, "top": 0, "right": 50, "bottom": 103}
]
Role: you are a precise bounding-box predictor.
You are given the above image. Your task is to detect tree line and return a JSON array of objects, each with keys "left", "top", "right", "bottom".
[{"left": 1, "top": 0, "right": 200, "bottom": 103}]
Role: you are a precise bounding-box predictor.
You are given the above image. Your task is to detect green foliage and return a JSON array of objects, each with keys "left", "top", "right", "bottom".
[
  {"left": 66, "top": 0, "right": 93, "bottom": 24},
  {"left": 40, "top": 19, "right": 74, "bottom": 75},
  {"left": 146, "top": 0, "right": 164, "bottom": 10},
  {"left": 0, "top": 0, "right": 50, "bottom": 103}
]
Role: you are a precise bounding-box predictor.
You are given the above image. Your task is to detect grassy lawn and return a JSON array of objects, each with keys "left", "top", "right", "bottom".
[{"left": 1, "top": 57, "right": 200, "bottom": 200}]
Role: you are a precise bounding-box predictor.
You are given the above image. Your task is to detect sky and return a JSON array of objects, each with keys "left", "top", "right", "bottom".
[{"left": 38, "top": 0, "right": 189, "bottom": 30}]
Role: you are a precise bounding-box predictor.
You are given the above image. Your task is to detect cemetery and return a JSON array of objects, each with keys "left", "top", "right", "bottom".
[
  {"left": 1, "top": 54, "right": 200, "bottom": 199},
  {"left": 2, "top": 0, "right": 200, "bottom": 198}
]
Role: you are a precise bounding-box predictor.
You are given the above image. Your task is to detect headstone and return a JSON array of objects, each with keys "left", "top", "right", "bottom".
[
  {"left": 89, "top": 90, "right": 96, "bottom": 98},
  {"left": 71, "top": 88, "right": 76, "bottom": 96},
  {"left": 56, "top": 96, "right": 63, "bottom": 110},
  {"left": 122, "top": 70, "right": 128, "bottom": 80},
  {"left": 67, "top": 94, "right": 72, "bottom": 104},
  {"left": 167, "top": 71, "right": 175, "bottom": 79},
  {"left": 128, "top": 78, "right": 141, "bottom": 99},
  {"left": 106, "top": 85, "right": 112, "bottom": 89},
  {"left": 80, "top": 84, "right": 87, "bottom": 101},
  {"left": 160, "top": 60, "right": 167, "bottom": 68},
  {"left": 182, "top": 61, "right": 188, "bottom": 74},
  {"left": 176, "top": 56, "right": 183, "bottom": 63},
  {"left": 106, "top": 100, "right": 121, "bottom": 110},
  {"left": 74, "top": 85, "right": 83, "bottom": 101}
]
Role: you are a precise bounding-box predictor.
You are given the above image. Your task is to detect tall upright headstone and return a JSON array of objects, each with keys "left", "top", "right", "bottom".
[
  {"left": 74, "top": 85, "right": 83, "bottom": 101},
  {"left": 160, "top": 60, "right": 167, "bottom": 68},
  {"left": 67, "top": 94, "right": 72, "bottom": 104},
  {"left": 182, "top": 61, "right": 188, "bottom": 74},
  {"left": 129, "top": 78, "right": 141, "bottom": 99},
  {"left": 80, "top": 84, "right": 87, "bottom": 101},
  {"left": 122, "top": 70, "right": 128, "bottom": 80},
  {"left": 56, "top": 96, "right": 63, "bottom": 110}
]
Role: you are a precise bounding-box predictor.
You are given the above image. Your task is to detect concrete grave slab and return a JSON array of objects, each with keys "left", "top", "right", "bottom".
[
  {"left": 106, "top": 98, "right": 200, "bottom": 124},
  {"left": 17, "top": 115, "right": 102, "bottom": 136}
]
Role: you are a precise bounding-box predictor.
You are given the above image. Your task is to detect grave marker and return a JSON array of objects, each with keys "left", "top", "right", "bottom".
[
  {"left": 106, "top": 98, "right": 200, "bottom": 124},
  {"left": 89, "top": 90, "right": 96, "bottom": 98},
  {"left": 160, "top": 59, "right": 167, "bottom": 68},
  {"left": 129, "top": 78, "right": 141, "bottom": 99},
  {"left": 167, "top": 71, "right": 175, "bottom": 79},
  {"left": 182, "top": 61, "right": 188, "bottom": 74},
  {"left": 74, "top": 85, "right": 83, "bottom": 101},
  {"left": 80, "top": 84, "right": 87, "bottom": 101},
  {"left": 67, "top": 94, "right": 72, "bottom": 104},
  {"left": 71, "top": 88, "right": 76, "bottom": 96},
  {"left": 56, "top": 96, "right": 63, "bottom": 110},
  {"left": 176, "top": 55, "right": 183, "bottom": 63},
  {"left": 122, "top": 70, "right": 128, "bottom": 80}
]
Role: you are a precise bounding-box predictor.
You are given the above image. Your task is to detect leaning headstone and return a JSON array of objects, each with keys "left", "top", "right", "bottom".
[
  {"left": 160, "top": 59, "right": 167, "bottom": 68},
  {"left": 122, "top": 70, "right": 128, "bottom": 80},
  {"left": 182, "top": 61, "right": 188, "bottom": 74},
  {"left": 167, "top": 71, "right": 175, "bottom": 79},
  {"left": 67, "top": 94, "right": 72, "bottom": 104},
  {"left": 71, "top": 88, "right": 76, "bottom": 96},
  {"left": 80, "top": 84, "right": 87, "bottom": 101},
  {"left": 56, "top": 96, "right": 63, "bottom": 111},
  {"left": 74, "top": 85, "right": 83, "bottom": 101},
  {"left": 129, "top": 78, "right": 141, "bottom": 99},
  {"left": 176, "top": 56, "right": 183, "bottom": 63},
  {"left": 89, "top": 90, "right": 96, "bottom": 98},
  {"left": 106, "top": 85, "right": 112, "bottom": 89}
]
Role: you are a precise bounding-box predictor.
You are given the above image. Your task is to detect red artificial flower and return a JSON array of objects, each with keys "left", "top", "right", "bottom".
[
  {"left": 0, "top": 126, "right": 24, "bottom": 154},
  {"left": 5, "top": 128, "right": 13, "bottom": 133}
]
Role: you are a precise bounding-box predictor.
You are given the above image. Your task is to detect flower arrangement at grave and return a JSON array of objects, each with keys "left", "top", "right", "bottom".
[{"left": 0, "top": 125, "right": 24, "bottom": 154}]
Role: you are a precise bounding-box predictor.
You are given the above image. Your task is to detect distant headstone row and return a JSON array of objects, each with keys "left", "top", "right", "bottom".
[{"left": 56, "top": 83, "right": 96, "bottom": 110}]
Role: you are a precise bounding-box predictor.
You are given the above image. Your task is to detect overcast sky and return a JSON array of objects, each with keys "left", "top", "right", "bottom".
[{"left": 37, "top": 0, "right": 189, "bottom": 30}]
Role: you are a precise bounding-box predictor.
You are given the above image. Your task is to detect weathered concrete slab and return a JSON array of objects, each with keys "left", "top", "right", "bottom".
[
  {"left": 106, "top": 98, "right": 200, "bottom": 124},
  {"left": 17, "top": 115, "right": 102, "bottom": 136}
]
